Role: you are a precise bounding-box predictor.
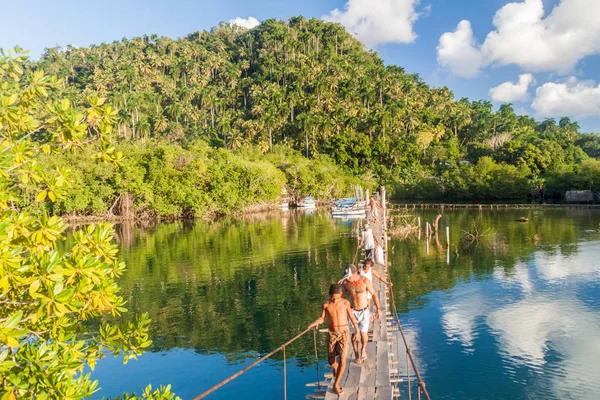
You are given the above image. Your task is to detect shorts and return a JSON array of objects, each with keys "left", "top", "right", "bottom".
[
  {"left": 328, "top": 329, "right": 349, "bottom": 362},
  {"left": 364, "top": 248, "right": 374, "bottom": 259},
  {"left": 349, "top": 308, "right": 371, "bottom": 333},
  {"left": 372, "top": 208, "right": 378, "bottom": 218}
]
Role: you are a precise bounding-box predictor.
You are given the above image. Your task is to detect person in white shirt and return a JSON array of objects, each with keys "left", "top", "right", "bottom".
[
  {"left": 357, "top": 222, "right": 378, "bottom": 259},
  {"left": 361, "top": 259, "right": 392, "bottom": 294}
]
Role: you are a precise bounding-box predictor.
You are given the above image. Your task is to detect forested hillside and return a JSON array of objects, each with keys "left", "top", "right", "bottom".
[{"left": 23, "top": 17, "right": 600, "bottom": 214}]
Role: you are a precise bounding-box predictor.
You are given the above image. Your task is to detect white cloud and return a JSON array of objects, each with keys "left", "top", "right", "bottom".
[
  {"left": 437, "top": 0, "right": 600, "bottom": 77},
  {"left": 441, "top": 285, "right": 485, "bottom": 349},
  {"left": 442, "top": 246, "right": 600, "bottom": 399},
  {"left": 532, "top": 242, "right": 600, "bottom": 280},
  {"left": 323, "top": 0, "right": 421, "bottom": 47},
  {"left": 489, "top": 73, "right": 535, "bottom": 102},
  {"left": 488, "top": 297, "right": 600, "bottom": 399},
  {"left": 493, "top": 262, "right": 533, "bottom": 293},
  {"left": 436, "top": 20, "right": 485, "bottom": 78},
  {"left": 228, "top": 17, "right": 260, "bottom": 29},
  {"left": 532, "top": 77, "right": 600, "bottom": 118}
]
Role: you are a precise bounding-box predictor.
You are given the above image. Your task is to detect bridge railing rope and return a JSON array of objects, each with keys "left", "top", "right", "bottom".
[
  {"left": 193, "top": 326, "right": 318, "bottom": 400},
  {"left": 388, "top": 284, "right": 431, "bottom": 400}
]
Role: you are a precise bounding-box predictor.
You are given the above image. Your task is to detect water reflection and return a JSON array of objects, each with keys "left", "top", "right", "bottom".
[
  {"left": 84, "top": 208, "right": 600, "bottom": 399},
  {"left": 91, "top": 210, "right": 358, "bottom": 398},
  {"left": 441, "top": 286, "right": 485, "bottom": 351},
  {"left": 488, "top": 245, "right": 600, "bottom": 400}
]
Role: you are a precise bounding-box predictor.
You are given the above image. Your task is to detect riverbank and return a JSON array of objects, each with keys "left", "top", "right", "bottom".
[
  {"left": 390, "top": 202, "right": 600, "bottom": 210},
  {"left": 30, "top": 139, "right": 370, "bottom": 222}
]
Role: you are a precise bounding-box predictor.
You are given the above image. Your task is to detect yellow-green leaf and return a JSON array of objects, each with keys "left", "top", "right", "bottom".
[{"left": 35, "top": 190, "right": 47, "bottom": 202}]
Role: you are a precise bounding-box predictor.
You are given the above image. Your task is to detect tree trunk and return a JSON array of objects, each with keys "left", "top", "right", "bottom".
[
  {"left": 305, "top": 131, "right": 309, "bottom": 158},
  {"left": 131, "top": 112, "right": 136, "bottom": 139}
]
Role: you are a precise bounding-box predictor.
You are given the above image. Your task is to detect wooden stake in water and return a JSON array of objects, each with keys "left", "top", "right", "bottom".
[{"left": 446, "top": 226, "right": 450, "bottom": 247}]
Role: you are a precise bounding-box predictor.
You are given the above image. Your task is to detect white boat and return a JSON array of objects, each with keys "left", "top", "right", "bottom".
[
  {"left": 332, "top": 213, "right": 366, "bottom": 220},
  {"left": 280, "top": 200, "right": 289, "bottom": 209},
  {"left": 331, "top": 197, "right": 367, "bottom": 210},
  {"left": 297, "top": 196, "right": 316, "bottom": 209},
  {"left": 332, "top": 208, "right": 366, "bottom": 216}
]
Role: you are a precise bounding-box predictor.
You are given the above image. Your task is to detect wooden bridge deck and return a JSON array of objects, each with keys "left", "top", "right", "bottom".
[{"left": 320, "top": 203, "right": 395, "bottom": 400}]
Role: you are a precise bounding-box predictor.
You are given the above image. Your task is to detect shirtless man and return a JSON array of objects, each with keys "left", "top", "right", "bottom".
[
  {"left": 340, "top": 264, "right": 381, "bottom": 364},
  {"left": 369, "top": 197, "right": 382, "bottom": 222},
  {"left": 309, "top": 284, "right": 359, "bottom": 395}
]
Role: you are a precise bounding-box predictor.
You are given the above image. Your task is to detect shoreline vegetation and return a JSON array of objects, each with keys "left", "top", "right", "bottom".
[
  {"left": 13, "top": 16, "right": 600, "bottom": 220},
  {"left": 38, "top": 140, "right": 367, "bottom": 221}
]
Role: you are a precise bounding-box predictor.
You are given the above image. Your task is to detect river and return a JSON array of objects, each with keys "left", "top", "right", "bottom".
[{"left": 88, "top": 208, "right": 600, "bottom": 399}]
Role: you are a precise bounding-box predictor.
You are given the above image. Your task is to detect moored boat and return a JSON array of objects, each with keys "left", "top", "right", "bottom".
[
  {"left": 297, "top": 196, "right": 316, "bottom": 209},
  {"left": 332, "top": 208, "right": 366, "bottom": 216}
]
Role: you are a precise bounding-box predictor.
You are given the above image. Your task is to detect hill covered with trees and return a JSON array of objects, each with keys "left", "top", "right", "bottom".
[{"left": 21, "top": 17, "right": 600, "bottom": 216}]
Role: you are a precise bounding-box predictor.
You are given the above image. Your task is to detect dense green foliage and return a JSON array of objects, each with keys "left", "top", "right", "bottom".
[
  {"left": 0, "top": 49, "right": 178, "bottom": 399},
  {"left": 25, "top": 17, "right": 600, "bottom": 202},
  {"left": 32, "top": 141, "right": 361, "bottom": 219}
]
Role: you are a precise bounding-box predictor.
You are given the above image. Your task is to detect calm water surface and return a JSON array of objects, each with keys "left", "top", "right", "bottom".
[{"left": 89, "top": 208, "right": 600, "bottom": 399}]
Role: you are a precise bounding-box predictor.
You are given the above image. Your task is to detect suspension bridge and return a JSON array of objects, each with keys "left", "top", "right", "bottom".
[{"left": 193, "top": 187, "right": 430, "bottom": 400}]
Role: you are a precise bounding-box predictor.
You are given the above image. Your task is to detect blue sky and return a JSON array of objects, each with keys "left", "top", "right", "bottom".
[{"left": 2, "top": 0, "right": 599, "bottom": 132}]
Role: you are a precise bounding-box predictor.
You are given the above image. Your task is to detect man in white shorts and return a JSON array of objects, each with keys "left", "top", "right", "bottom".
[{"left": 340, "top": 264, "right": 381, "bottom": 364}]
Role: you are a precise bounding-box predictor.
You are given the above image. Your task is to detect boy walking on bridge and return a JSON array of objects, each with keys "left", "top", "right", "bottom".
[{"left": 309, "top": 284, "right": 359, "bottom": 395}]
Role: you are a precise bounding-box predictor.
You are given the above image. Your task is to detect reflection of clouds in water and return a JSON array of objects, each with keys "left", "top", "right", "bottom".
[
  {"left": 441, "top": 286, "right": 484, "bottom": 350},
  {"left": 552, "top": 334, "right": 600, "bottom": 400},
  {"left": 402, "top": 323, "right": 425, "bottom": 376},
  {"left": 440, "top": 244, "right": 600, "bottom": 399},
  {"left": 490, "top": 245, "right": 600, "bottom": 399},
  {"left": 488, "top": 298, "right": 558, "bottom": 365},
  {"left": 488, "top": 297, "right": 600, "bottom": 400},
  {"left": 494, "top": 262, "right": 533, "bottom": 294},
  {"left": 535, "top": 243, "right": 600, "bottom": 282}
]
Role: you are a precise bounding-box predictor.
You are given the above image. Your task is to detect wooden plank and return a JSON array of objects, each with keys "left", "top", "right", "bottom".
[
  {"left": 337, "top": 386, "right": 358, "bottom": 400},
  {"left": 357, "top": 387, "right": 368, "bottom": 400},
  {"left": 376, "top": 342, "right": 390, "bottom": 387},
  {"left": 344, "top": 362, "right": 362, "bottom": 388},
  {"left": 366, "top": 387, "right": 376, "bottom": 400},
  {"left": 376, "top": 385, "right": 393, "bottom": 400},
  {"left": 358, "top": 341, "right": 377, "bottom": 387}
]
